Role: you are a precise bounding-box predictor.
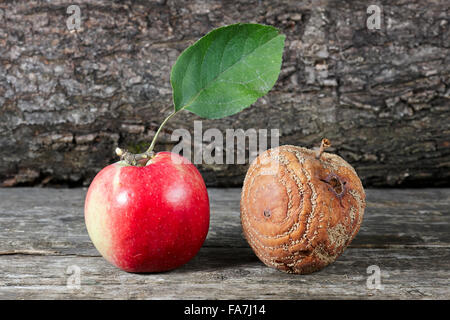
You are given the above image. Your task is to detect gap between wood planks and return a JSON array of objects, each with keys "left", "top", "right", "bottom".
[{"left": 1, "top": 243, "right": 449, "bottom": 258}]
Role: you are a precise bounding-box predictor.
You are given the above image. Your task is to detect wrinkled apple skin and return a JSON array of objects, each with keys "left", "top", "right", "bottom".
[{"left": 84, "top": 152, "right": 210, "bottom": 273}]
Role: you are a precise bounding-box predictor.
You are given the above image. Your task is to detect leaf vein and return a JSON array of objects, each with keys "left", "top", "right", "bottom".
[{"left": 180, "top": 33, "right": 282, "bottom": 111}]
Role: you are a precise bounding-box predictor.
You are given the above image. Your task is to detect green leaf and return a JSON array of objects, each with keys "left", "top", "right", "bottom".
[{"left": 170, "top": 23, "right": 285, "bottom": 119}]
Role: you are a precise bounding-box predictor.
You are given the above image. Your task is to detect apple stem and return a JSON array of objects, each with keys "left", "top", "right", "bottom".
[
  {"left": 146, "top": 110, "right": 178, "bottom": 154},
  {"left": 316, "top": 138, "right": 331, "bottom": 159},
  {"left": 115, "top": 148, "right": 153, "bottom": 166},
  {"left": 115, "top": 110, "right": 179, "bottom": 166}
]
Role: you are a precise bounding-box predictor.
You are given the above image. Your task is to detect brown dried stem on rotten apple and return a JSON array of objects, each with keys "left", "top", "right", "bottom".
[{"left": 316, "top": 138, "right": 331, "bottom": 159}]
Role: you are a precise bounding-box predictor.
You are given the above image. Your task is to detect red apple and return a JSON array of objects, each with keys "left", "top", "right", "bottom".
[{"left": 84, "top": 152, "right": 210, "bottom": 272}]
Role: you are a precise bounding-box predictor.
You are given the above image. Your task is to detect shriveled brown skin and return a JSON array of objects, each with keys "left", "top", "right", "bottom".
[{"left": 240, "top": 145, "right": 366, "bottom": 274}]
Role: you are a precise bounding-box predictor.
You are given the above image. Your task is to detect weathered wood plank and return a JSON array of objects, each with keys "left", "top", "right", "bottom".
[
  {"left": 0, "top": 248, "right": 448, "bottom": 299},
  {"left": 0, "top": 188, "right": 449, "bottom": 256},
  {"left": 0, "top": 188, "right": 448, "bottom": 299}
]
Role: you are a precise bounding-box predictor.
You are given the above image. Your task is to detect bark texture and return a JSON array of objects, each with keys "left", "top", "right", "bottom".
[{"left": 0, "top": 0, "right": 449, "bottom": 187}]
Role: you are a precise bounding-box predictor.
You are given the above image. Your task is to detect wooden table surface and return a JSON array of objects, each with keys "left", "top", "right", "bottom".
[{"left": 0, "top": 187, "right": 448, "bottom": 300}]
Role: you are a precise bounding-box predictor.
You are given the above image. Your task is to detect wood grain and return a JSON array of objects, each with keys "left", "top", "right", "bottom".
[
  {"left": 0, "top": 248, "right": 448, "bottom": 300},
  {"left": 0, "top": 187, "right": 449, "bottom": 299}
]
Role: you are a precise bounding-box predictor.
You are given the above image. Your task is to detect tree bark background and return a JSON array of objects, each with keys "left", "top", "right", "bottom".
[{"left": 0, "top": 0, "right": 449, "bottom": 187}]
